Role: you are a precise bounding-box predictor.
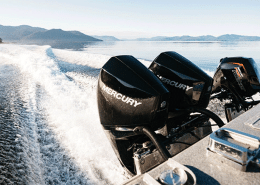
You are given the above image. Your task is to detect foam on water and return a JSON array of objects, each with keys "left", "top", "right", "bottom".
[{"left": 0, "top": 44, "right": 129, "bottom": 184}]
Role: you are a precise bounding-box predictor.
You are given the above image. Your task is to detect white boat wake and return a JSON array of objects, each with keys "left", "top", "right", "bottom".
[{"left": 0, "top": 44, "right": 129, "bottom": 185}]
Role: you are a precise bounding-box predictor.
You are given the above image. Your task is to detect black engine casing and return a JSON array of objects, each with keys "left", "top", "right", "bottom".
[
  {"left": 97, "top": 55, "right": 170, "bottom": 130},
  {"left": 149, "top": 51, "right": 213, "bottom": 112},
  {"left": 212, "top": 57, "right": 260, "bottom": 97}
]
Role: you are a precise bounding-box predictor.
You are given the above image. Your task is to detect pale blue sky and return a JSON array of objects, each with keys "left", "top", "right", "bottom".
[{"left": 1, "top": 0, "right": 260, "bottom": 39}]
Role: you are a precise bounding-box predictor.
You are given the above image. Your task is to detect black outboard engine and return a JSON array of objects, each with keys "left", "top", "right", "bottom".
[
  {"left": 211, "top": 57, "right": 260, "bottom": 121},
  {"left": 97, "top": 54, "right": 224, "bottom": 176},
  {"left": 149, "top": 51, "right": 213, "bottom": 119},
  {"left": 97, "top": 55, "right": 170, "bottom": 175},
  {"left": 148, "top": 51, "right": 223, "bottom": 137},
  {"left": 97, "top": 55, "right": 170, "bottom": 130}
]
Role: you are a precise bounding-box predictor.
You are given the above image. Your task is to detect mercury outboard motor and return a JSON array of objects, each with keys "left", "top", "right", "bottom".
[
  {"left": 149, "top": 52, "right": 212, "bottom": 112},
  {"left": 98, "top": 54, "right": 224, "bottom": 176},
  {"left": 211, "top": 57, "right": 260, "bottom": 121},
  {"left": 97, "top": 55, "right": 170, "bottom": 130},
  {"left": 97, "top": 55, "right": 171, "bottom": 175},
  {"left": 149, "top": 52, "right": 224, "bottom": 127}
]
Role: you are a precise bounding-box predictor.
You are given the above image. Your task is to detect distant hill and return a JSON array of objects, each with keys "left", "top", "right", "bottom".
[
  {"left": 0, "top": 25, "right": 103, "bottom": 49},
  {"left": 135, "top": 34, "right": 260, "bottom": 41},
  {"left": 91, "top": 35, "right": 120, "bottom": 41},
  {"left": 216, "top": 34, "right": 260, "bottom": 41},
  {"left": 22, "top": 29, "right": 101, "bottom": 42},
  {"left": 0, "top": 25, "right": 102, "bottom": 43},
  {"left": 0, "top": 25, "right": 46, "bottom": 41}
]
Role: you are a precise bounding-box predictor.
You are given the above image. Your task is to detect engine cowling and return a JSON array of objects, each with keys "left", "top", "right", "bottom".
[
  {"left": 97, "top": 55, "right": 170, "bottom": 130},
  {"left": 212, "top": 57, "right": 260, "bottom": 97},
  {"left": 149, "top": 51, "right": 213, "bottom": 112}
]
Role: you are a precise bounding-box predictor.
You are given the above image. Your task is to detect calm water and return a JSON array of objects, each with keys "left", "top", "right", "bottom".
[{"left": 83, "top": 41, "right": 260, "bottom": 72}]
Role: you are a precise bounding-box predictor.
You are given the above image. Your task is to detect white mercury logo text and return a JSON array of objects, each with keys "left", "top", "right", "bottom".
[
  {"left": 102, "top": 85, "right": 142, "bottom": 107},
  {"left": 157, "top": 75, "right": 189, "bottom": 90}
]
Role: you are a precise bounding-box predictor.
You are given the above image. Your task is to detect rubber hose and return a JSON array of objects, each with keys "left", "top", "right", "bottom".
[
  {"left": 186, "top": 107, "right": 225, "bottom": 127},
  {"left": 134, "top": 126, "right": 171, "bottom": 161}
]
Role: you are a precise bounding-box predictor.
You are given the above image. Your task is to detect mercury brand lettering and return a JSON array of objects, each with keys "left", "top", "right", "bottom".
[
  {"left": 102, "top": 85, "right": 142, "bottom": 107},
  {"left": 157, "top": 75, "right": 189, "bottom": 90}
]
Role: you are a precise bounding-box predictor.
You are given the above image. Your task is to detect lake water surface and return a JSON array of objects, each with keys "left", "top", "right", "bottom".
[{"left": 84, "top": 41, "right": 260, "bottom": 72}]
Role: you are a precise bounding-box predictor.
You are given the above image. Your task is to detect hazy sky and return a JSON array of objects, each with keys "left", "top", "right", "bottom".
[{"left": 1, "top": 0, "right": 260, "bottom": 39}]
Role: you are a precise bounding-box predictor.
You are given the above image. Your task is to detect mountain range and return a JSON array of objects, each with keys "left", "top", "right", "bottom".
[
  {"left": 1, "top": 25, "right": 260, "bottom": 46},
  {"left": 0, "top": 25, "right": 101, "bottom": 42},
  {"left": 135, "top": 34, "right": 260, "bottom": 41}
]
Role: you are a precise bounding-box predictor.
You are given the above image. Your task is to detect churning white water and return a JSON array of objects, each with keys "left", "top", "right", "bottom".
[{"left": 0, "top": 44, "right": 130, "bottom": 185}]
